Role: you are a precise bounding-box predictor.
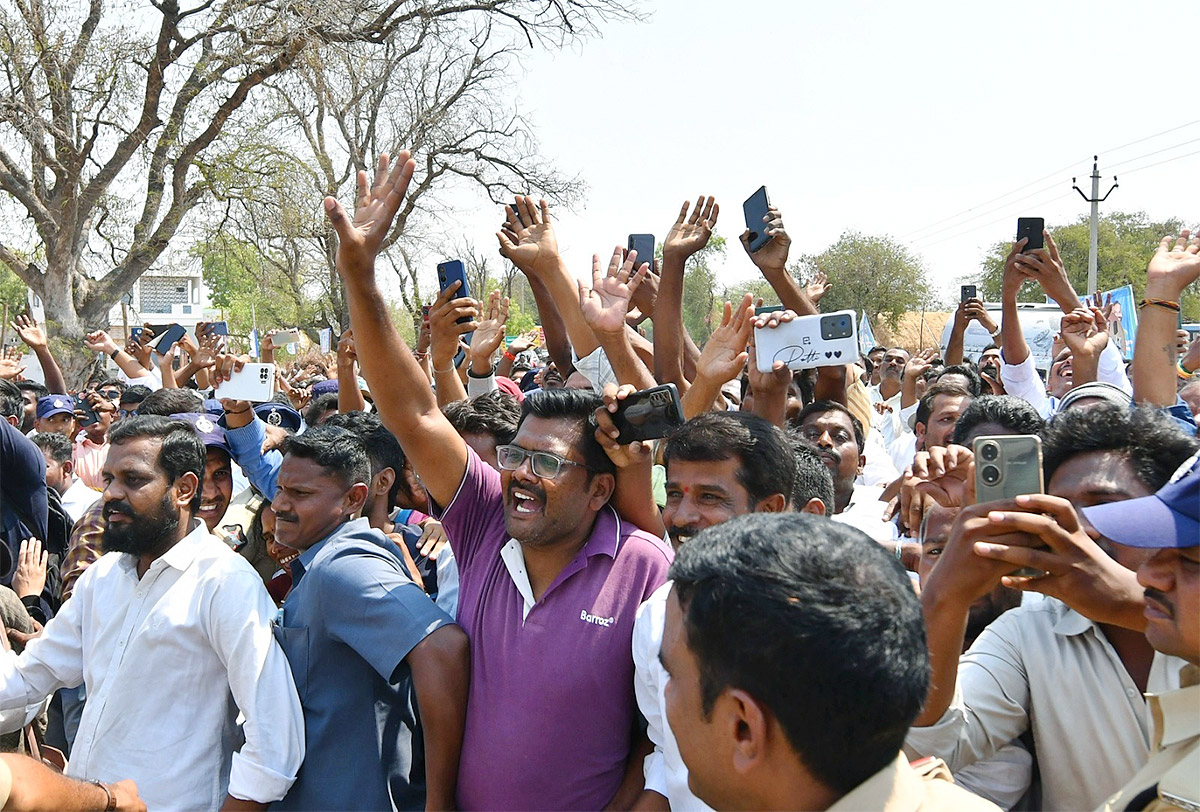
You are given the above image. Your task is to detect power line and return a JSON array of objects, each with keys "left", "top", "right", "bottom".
[
  {"left": 914, "top": 192, "right": 1075, "bottom": 250},
  {"left": 1120, "top": 147, "right": 1200, "bottom": 177},
  {"left": 908, "top": 179, "right": 1066, "bottom": 243},
  {"left": 1105, "top": 136, "right": 1200, "bottom": 172},
  {"left": 900, "top": 118, "right": 1200, "bottom": 240}
]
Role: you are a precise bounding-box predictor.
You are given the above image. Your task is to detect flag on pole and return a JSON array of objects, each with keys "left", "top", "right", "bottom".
[
  {"left": 319, "top": 327, "right": 332, "bottom": 354},
  {"left": 858, "top": 313, "right": 877, "bottom": 356},
  {"left": 248, "top": 328, "right": 260, "bottom": 360}
]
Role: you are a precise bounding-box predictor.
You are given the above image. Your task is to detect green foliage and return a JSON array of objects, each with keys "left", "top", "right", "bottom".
[
  {"left": 0, "top": 264, "right": 28, "bottom": 316},
  {"left": 796, "top": 232, "right": 933, "bottom": 330},
  {"left": 975, "top": 211, "right": 1195, "bottom": 320}
]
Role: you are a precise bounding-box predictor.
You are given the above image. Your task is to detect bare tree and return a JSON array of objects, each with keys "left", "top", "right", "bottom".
[{"left": 0, "top": 0, "right": 635, "bottom": 381}]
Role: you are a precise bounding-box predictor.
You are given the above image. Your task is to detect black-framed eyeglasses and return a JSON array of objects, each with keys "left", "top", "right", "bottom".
[
  {"left": 98, "top": 389, "right": 121, "bottom": 400},
  {"left": 496, "top": 444, "right": 592, "bottom": 480}
]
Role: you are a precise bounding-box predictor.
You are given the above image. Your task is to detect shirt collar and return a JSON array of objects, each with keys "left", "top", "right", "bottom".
[
  {"left": 1149, "top": 683, "right": 1200, "bottom": 749},
  {"left": 296, "top": 516, "right": 371, "bottom": 570},
  {"left": 828, "top": 754, "right": 924, "bottom": 812},
  {"left": 581, "top": 504, "right": 621, "bottom": 560},
  {"left": 133, "top": 519, "right": 209, "bottom": 574},
  {"left": 1051, "top": 604, "right": 1095, "bottom": 637}
]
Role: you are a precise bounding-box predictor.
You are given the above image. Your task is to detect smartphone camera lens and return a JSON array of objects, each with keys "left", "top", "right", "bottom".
[
  {"left": 981, "top": 465, "right": 1001, "bottom": 486},
  {"left": 980, "top": 442, "right": 1000, "bottom": 462}
]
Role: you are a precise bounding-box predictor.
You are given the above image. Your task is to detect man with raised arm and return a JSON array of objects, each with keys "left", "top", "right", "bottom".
[{"left": 324, "top": 153, "right": 673, "bottom": 810}]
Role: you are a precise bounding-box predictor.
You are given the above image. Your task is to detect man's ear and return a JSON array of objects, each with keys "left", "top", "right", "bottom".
[
  {"left": 374, "top": 467, "right": 397, "bottom": 499},
  {"left": 725, "top": 688, "right": 770, "bottom": 777},
  {"left": 798, "top": 497, "right": 826, "bottom": 516},
  {"left": 62, "top": 459, "right": 75, "bottom": 477},
  {"left": 173, "top": 472, "right": 200, "bottom": 511},
  {"left": 755, "top": 493, "right": 789, "bottom": 514},
  {"left": 5, "top": 415, "right": 18, "bottom": 428},
  {"left": 344, "top": 482, "right": 370, "bottom": 517},
  {"left": 587, "top": 472, "right": 616, "bottom": 512}
]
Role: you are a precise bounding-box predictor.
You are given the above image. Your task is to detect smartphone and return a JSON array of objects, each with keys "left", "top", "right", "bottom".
[
  {"left": 753, "top": 310, "right": 859, "bottom": 372},
  {"left": 437, "top": 260, "right": 474, "bottom": 342},
  {"left": 214, "top": 362, "right": 277, "bottom": 403},
  {"left": 961, "top": 285, "right": 977, "bottom": 303},
  {"left": 1016, "top": 217, "right": 1044, "bottom": 252},
  {"left": 153, "top": 323, "right": 187, "bottom": 355},
  {"left": 754, "top": 304, "right": 784, "bottom": 316},
  {"left": 627, "top": 234, "right": 655, "bottom": 268},
  {"left": 974, "top": 434, "right": 1045, "bottom": 577},
  {"left": 743, "top": 186, "right": 772, "bottom": 253},
  {"left": 130, "top": 326, "right": 144, "bottom": 343},
  {"left": 77, "top": 398, "right": 99, "bottom": 428},
  {"left": 208, "top": 321, "right": 229, "bottom": 336},
  {"left": 421, "top": 305, "right": 431, "bottom": 322},
  {"left": 272, "top": 329, "right": 301, "bottom": 348},
  {"left": 613, "top": 384, "right": 685, "bottom": 444}
]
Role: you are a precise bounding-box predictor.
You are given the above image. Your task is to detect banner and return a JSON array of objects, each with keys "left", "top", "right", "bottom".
[
  {"left": 248, "top": 328, "right": 260, "bottom": 360},
  {"left": 858, "top": 313, "right": 877, "bottom": 356},
  {"left": 1102, "top": 284, "right": 1137, "bottom": 360},
  {"left": 319, "top": 327, "right": 332, "bottom": 354}
]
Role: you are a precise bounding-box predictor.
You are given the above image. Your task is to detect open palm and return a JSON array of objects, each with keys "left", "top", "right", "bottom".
[
  {"left": 580, "top": 248, "right": 646, "bottom": 336},
  {"left": 696, "top": 294, "right": 754, "bottom": 384},
  {"left": 498, "top": 196, "right": 559, "bottom": 275},
  {"left": 664, "top": 196, "right": 719, "bottom": 259},
  {"left": 472, "top": 291, "right": 510, "bottom": 358},
  {"left": 326, "top": 151, "right": 416, "bottom": 276}
]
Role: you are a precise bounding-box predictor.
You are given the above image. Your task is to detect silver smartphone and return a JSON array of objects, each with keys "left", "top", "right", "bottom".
[{"left": 973, "top": 434, "right": 1044, "bottom": 577}]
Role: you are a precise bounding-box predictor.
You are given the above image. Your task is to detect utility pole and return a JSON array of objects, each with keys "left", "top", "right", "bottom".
[{"left": 1072, "top": 156, "right": 1119, "bottom": 294}]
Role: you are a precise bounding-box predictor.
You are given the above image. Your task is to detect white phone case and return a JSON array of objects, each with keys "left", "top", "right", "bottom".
[
  {"left": 214, "top": 363, "right": 277, "bottom": 403},
  {"left": 754, "top": 310, "right": 859, "bottom": 372}
]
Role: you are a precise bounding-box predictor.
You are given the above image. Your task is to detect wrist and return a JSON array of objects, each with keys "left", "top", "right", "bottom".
[{"left": 1144, "top": 279, "right": 1185, "bottom": 301}]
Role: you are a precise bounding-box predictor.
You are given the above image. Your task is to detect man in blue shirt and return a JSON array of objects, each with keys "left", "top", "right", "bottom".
[{"left": 269, "top": 424, "right": 469, "bottom": 811}]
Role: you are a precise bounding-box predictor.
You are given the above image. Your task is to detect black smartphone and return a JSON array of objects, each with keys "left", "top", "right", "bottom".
[
  {"left": 627, "top": 234, "right": 655, "bottom": 268},
  {"left": 743, "top": 186, "right": 772, "bottom": 253},
  {"left": 1016, "top": 217, "right": 1044, "bottom": 252},
  {"left": 77, "top": 398, "right": 99, "bottom": 428},
  {"left": 961, "top": 285, "right": 977, "bottom": 303},
  {"left": 208, "top": 321, "right": 229, "bottom": 336},
  {"left": 437, "top": 260, "right": 474, "bottom": 342},
  {"left": 754, "top": 304, "right": 784, "bottom": 316},
  {"left": 613, "top": 383, "right": 685, "bottom": 444},
  {"left": 154, "top": 323, "right": 187, "bottom": 355}
]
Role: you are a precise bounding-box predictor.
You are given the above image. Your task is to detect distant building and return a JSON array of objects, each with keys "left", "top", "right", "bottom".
[{"left": 106, "top": 265, "right": 214, "bottom": 339}]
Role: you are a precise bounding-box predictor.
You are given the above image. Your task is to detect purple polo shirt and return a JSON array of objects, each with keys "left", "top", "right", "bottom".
[{"left": 438, "top": 447, "right": 672, "bottom": 810}]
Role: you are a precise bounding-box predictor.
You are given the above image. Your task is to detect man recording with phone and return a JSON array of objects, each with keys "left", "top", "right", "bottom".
[{"left": 906, "top": 404, "right": 1198, "bottom": 810}]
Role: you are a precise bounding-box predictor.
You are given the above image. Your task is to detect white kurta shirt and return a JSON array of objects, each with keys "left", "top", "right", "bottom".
[{"left": 0, "top": 522, "right": 304, "bottom": 811}]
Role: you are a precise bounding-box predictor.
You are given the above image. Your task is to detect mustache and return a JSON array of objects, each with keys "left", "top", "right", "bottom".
[
  {"left": 506, "top": 482, "right": 545, "bottom": 502},
  {"left": 1144, "top": 587, "right": 1174, "bottom": 618},
  {"left": 103, "top": 501, "right": 134, "bottom": 519},
  {"left": 668, "top": 525, "right": 702, "bottom": 544},
  {"left": 274, "top": 512, "right": 300, "bottom": 523}
]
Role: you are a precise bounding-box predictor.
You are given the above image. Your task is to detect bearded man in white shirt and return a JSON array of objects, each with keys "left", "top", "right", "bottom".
[{"left": 0, "top": 415, "right": 304, "bottom": 812}]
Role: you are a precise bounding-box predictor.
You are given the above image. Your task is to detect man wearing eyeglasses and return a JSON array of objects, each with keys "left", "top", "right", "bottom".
[{"left": 324, "top": 158, "right": 673, "bottom": 811}]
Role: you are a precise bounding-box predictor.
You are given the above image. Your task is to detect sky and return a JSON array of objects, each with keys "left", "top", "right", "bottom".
[{"left": 443, "top": 0, "right": 1199, "bottom": 304}]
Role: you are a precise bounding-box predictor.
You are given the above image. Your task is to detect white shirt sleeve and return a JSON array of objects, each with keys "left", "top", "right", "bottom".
[
  {"left": 904, "top": 611, "right": 1032, "bottom": 772},
  {"left": 999, "top": 352, "right": 1051, "bottom": 419},
  {"left": 207, "top": 568, "right": 304, "bottom": 803},
  {"left": 1096, "top": 341, "right": 1133, "bottom": 394},
  {"left": 0, "top": 568, "right": 91, "bottom": 713},
  {"left": 632, "top": 594, "right": 670, "bottom": 798},
  {"left": 467, "top": 372, "right": 498, "bottom": 397}
]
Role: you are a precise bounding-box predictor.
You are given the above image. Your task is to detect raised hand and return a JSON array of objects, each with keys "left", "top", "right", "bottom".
[
  {"left": 1011, "top": 231, "right": 1080, "bottom": 311},
  {"left": 903, "top": 348, "right": 937, "bottom": 384},
  {"left": 593, "top": 384, "right": 654, "bottom": 469},
  {"left": 12, "top": 537, "right": 48, "bottom": 600},
  {"left": 0, "top": 355, "right": 25, "bottom": 380},
  {"left": 497, "top": 196, "right": 560, "bottom": 275},
  {"left": 663, "top": 196, "right": 719, "bottom": 262},
  {"left": 428, "top": 280, "right": 478, "bottom": 369},
  {"left": 579, "top": 247, "right": 648, "bottom": 338},
  {"left": 325, "top": 151, "right": 417, "bottom": 279},
  {"left": 1146, "top": 229, "right": 1200, "bottom": 299},
  {"left": 805, "top": 270, "right": 831, "bottom": 304},
  {"left": 963, "top": 298, "right": 998, "bottom": 333},
  {"left": 629, "top": 263, "right": 659, "bottom": 319},
  {"left": 1059, "top": 308, "right": 1108, "bottom": 359},
  {"left": 84, "top": 329, "right": 119, "bottom": 355},
  {"left": 470, "top": 290, "right": 511, "bottom": 362},
  {"left": 694, "top": 294, "right": 754, "bottom": 386},
  {"left": 337, "top": 328, "right": 358, "bottom": 363},
  {"left": 740, "top": 206, "right": 791, "bottom": 272},
  {"left": 10, "top": 314, "right": 47, "bottom": 351}
]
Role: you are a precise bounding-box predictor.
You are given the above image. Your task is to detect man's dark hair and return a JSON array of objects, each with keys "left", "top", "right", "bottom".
[
  {"left": 119, "top": 384, "right": 153, "bottom": 407},
  {"left": 108, "top": 416, "right": 206, "bottom": 512},
  {"left": 96, "top": 378, "right": 126, "bottom": 394},
  {"left": 867, "top": 346, "right": 887, "bottom": 356},
  {"left": 16, "top": 380, "right": 49, "bottom": 400},
  {"left": 1042, "top": 403, "right": 1199, "bottom": 490},
  {"left": 304, "top": 392, "right": 339, "bottom": 427},
  {"left": 136, "top": 388, "right": 203, "bottom": 417},
  {"left": 323, "top": 411, "right": 405, "bottom": 509},
  {"left": 32, "top": 432, "right": 73, "bottom": 465},
  {"left": 951, "top": 395, "right": 1044, "bottom": 445},
  {"left": 0, "top": 379, "right": 23, "bottom": 420},
  {"left": 936, "top": 364, "right": 983, "bottom": 397},
  {"left": 663, "top": 412, "right": 797, "bottom": 508},
  {"left": 280, "top": 424, "right": 371, "bottom": 489},
  {"left": 980, "top": 342, "right": 999, "bottom": 354},
  {"left": 915, "top": 382, "right": 972, "bottom": 429},
  {"left": 670, "top": 513, "right": 929, "bottom": 795},
  {"left": 790, "top": 439, "right": 835, "bottom": 511},
  {"left": 792, "top": 400, "right": 865, "bottom": 454},
  {"left": 519, "top": 388, "right": 614, "bottom": 476},
  {"left": 443, "top": 390, "right": 522, "bottom": 446}
]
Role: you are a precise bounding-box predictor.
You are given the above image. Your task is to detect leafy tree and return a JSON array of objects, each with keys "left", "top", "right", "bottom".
[
  {"left": 795, "top": 232, "right": 934, "bottom": 330},
  {"left": 975, "top": 211, "right": 1195, "bottom": 320}
]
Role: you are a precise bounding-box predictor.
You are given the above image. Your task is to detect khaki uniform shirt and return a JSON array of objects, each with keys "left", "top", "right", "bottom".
[
  {"left": 1100, "top": 668, "right": 1200, "bottom": 812},
  {"left": 829, "top": 754, "right": 1001, "bottom": 811}
]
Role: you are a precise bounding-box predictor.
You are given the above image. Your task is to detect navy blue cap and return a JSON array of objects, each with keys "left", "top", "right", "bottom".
[
  {"left": 36, "top": 395, "right": 76, "bottom": 420},
  {"left": 310, "top": 379, "right": 338, "bottom": 398},
  {"left": 171, "top": 412, "right": 232, "bottom": 457},
  {"left": 202, "top": 399, "right": 224, "bottom": 417},
  {"left": 1083, "top": 452, "right": 1200, "bottom": 549},
  {"left": 253, "top": 402, "right": 302, "bottom": 432}
]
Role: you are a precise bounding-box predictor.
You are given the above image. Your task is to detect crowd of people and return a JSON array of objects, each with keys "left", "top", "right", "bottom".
[{"left": 0, "top": 149, "right": 1196, "bottom": 812}]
